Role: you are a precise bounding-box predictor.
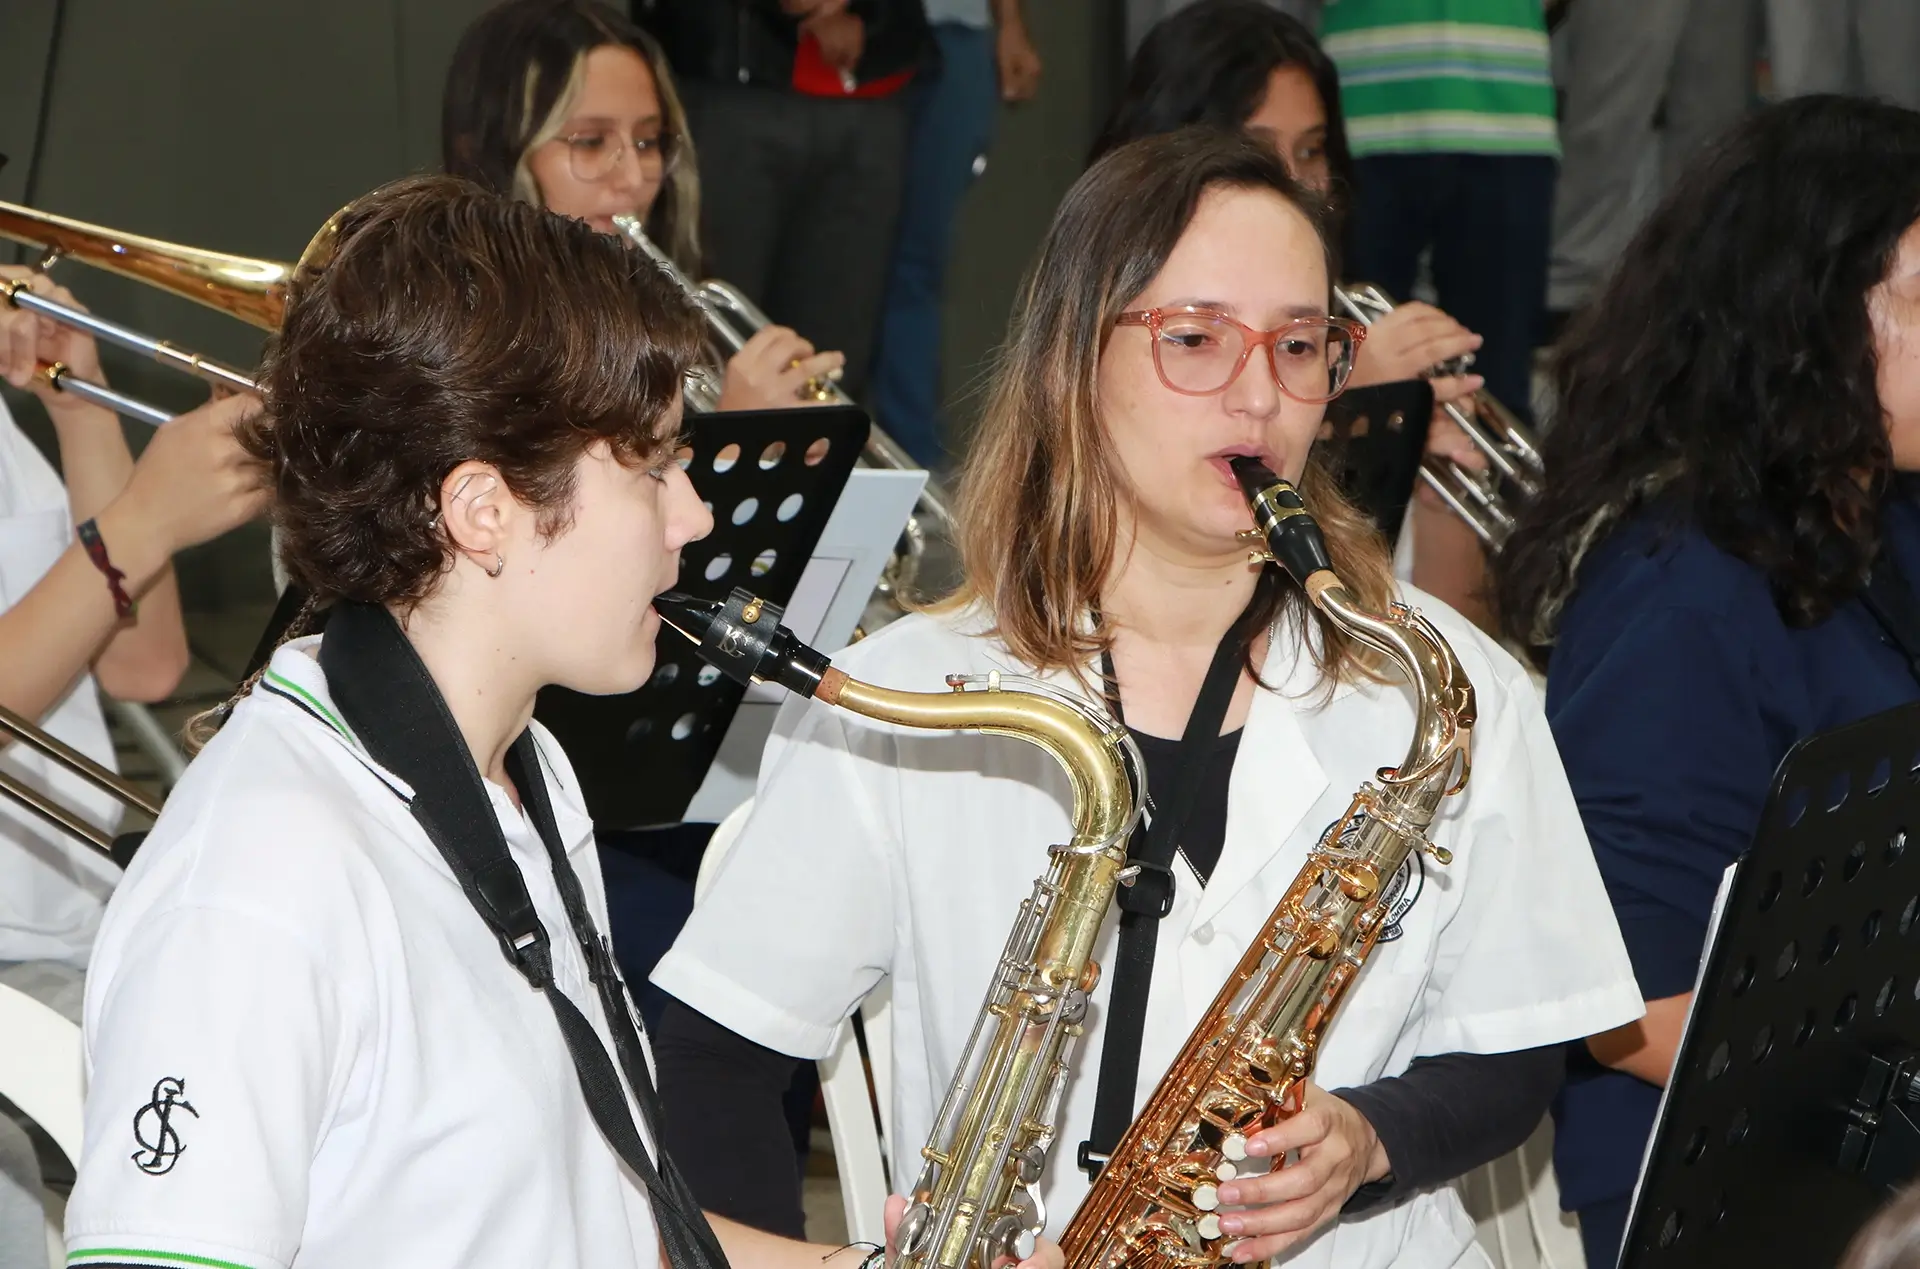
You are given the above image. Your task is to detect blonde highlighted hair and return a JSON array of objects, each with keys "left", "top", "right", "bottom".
[
  {"left": 938, "top": 128, "right": 1395, "bottom": 689},
  {"left": 441, "top": 0, "right": 702, "bottom": 274}
]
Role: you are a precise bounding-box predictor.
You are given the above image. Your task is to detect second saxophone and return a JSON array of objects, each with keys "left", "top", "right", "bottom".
[
  {"left": 1059, "top": 457, "right": 1477, "bottom": 1269},
  {"left": 653, "top": 588, "right": 1145, "bottom": 1269}
]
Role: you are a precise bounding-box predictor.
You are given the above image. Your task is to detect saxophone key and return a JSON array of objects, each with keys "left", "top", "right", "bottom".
[
  {"left": 1192, "top": 1183, "right": 1220, "bottom": 1212},
  {"left": 1221, "top": 1132, "right": 1249, "bottom": 1162}
]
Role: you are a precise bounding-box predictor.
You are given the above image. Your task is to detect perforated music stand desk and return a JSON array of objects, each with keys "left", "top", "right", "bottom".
[
  {"left": 1621, "top": 699, "right": 1920, "bottom": 1268},
  {"left": 534, "top": 404, "right": 893, "bottom": 830}
]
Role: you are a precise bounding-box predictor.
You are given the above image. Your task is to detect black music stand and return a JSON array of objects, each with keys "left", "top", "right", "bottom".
[
  {"left": 1322, "top": 380, "right": 1431, "bottom": 547},
  {"left": 1621, "top": 699, "right": 1920, "bottom": 1268},
  {"left": 534, "top": 405, "right": 868, "bottom": 830}
]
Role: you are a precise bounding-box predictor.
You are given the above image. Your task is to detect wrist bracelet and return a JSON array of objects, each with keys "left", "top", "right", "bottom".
[{"left": 76, "top": 518, "right": 137, "bottom": 620}]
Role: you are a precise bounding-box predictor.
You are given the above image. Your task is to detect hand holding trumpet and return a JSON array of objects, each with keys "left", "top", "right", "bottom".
[{"left": 716, "top": 323, "right": 847, "bottom": 411}]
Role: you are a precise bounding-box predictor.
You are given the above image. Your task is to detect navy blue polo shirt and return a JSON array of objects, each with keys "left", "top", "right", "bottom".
[{"left": 1545, "top": 494, "right": 1920, "bottom": 1215}]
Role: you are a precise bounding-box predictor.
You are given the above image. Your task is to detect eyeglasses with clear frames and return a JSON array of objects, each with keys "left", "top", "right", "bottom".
[
  {"left": 1114, "top": 306, "right": 1365, "bottom": 403},
  {"left": 561, "top": 126, "right": 679, "bottom": 185}
]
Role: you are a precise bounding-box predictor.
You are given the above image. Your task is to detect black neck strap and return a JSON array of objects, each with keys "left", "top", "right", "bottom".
[
  {"left": 1861, "top": 548, "right": 1920, "bottom": 688},
  {"left": 315, "top": 602, "right": 729, "bottom": 1269},
  {"left": 1079, "top": 573, "right": 1271, "bottom": 1176}
]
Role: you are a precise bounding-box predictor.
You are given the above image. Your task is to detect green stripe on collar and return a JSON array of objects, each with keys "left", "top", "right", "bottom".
[
  {"left": 69, "top": 1248, "right": 257, "bottom": 1269},
  {"left": 262, "top": 668, "right": 356, "bottom": 746}
]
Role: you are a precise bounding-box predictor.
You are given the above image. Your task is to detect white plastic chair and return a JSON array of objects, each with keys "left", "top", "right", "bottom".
[
  {"left": 1460, "top": 1117, "right": 1587, "bottom": 1269},
  {"left": 692, "top": 800, "right": 895, "bottom": 1248},
  {"left": 0, "top": 981, "right": 83, "bottom": 1268}
]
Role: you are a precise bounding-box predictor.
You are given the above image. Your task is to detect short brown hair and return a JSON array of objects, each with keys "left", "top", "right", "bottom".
[
  {"left": 943, "top": 128, "right": 1393, "bottom": 688},
  {"left": 245, "top": 173, "right": 703, "bottom": 611}
]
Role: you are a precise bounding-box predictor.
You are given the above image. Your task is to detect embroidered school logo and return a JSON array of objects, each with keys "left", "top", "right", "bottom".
[
  {"left": 130, "top": 1077, "right": 198, "bottom": 1176},
  {"left": 1377, "top": 850, "right": 1426, "bottom": 944}
]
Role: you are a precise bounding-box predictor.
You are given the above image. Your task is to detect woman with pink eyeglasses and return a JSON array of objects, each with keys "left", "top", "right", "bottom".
[{"left": 648, "top": 126, "right": 1640, "bottom": 1268}]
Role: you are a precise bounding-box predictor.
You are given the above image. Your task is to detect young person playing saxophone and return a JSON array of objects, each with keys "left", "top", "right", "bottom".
[
  {"left": 650, "top": 129, "right": 1641, "bottom": 1267},
  {"left": 60, "top": 175, "right": 1062, "bottom": 1269}
]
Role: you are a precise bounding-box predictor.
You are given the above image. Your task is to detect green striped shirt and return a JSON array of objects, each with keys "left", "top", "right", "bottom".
[{"left": 1320, "top": 1, "right": 1559, "bottom": 158}]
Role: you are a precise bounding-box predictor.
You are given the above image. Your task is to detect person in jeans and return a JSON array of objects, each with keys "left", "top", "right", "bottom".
[
  {"left": 1321, "top": 0, "right": 1558, "bottom": 423},
  {"left": 636, "top": 0, "right": 933, "bottom": 402}
]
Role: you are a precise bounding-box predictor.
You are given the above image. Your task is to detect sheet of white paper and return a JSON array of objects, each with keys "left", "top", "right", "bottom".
[{"left": 1623, "top": 857, "right": 1741, "bottom": 1246}]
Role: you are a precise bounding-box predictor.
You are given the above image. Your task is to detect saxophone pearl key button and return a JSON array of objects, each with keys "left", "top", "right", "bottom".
[
  {"left": 1216, "top": 1162, "right": 1238, "bottom": 1182},
  {"left": 1222, "top": 1133, "right": 1249, "bottom": 1161},
  {"left": 1197, "top": 1215, "right": 1223, "bottom": 1241},
  {"left": 1193, "top": 1183, "right": 1220, "bottom": 1211}
]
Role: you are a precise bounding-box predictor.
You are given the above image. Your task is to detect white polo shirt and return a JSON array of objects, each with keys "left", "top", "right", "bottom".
[
  {"left": 0, "top": 398, "right": 122, "bottom": 969},
  {"left": 66, "top": 636, "right": 661, "bottom": 1269},
  {"left": 653, "top": 589, "right": 1643, "bottom": 1269}
]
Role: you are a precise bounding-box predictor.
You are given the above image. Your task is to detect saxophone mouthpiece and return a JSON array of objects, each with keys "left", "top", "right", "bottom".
[
  {"left": 653, "top": 588, "right": 833, "bottom": 698},
  {"left": 1228, "top": 456, "right": 1337, "bottom": 594}
]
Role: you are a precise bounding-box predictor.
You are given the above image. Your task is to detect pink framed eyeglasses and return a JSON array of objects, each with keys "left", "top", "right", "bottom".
[{"left": 1114, "top": 306, "right": 1365, "bottom": 403}]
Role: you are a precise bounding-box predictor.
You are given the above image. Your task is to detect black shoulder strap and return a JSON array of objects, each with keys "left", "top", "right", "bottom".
[
  {"left": 1079, "top": 578, "right": 1267, "bottom": 1176},
  {"left": 319, "top": 602, "right": 728, "bottom": 1269},
  {"left": 1861, "top": 548, "right": 1920, "bottom": 687}
]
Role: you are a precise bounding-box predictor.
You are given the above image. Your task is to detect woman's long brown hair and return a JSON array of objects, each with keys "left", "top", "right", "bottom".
[{"left": 937, "top": 128, "right": 1395, "bottom": 691}]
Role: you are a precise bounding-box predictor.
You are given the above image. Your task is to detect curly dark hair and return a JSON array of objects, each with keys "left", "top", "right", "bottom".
[
  {"left": 1496, "top": 95, "right": 1920, "bottom": 659},
  {"left": 1089, "top": 0, "right": 1353, "bottom": 221},
  {"left": 244, "top": 173, "right": 703, "bottom": 612}
]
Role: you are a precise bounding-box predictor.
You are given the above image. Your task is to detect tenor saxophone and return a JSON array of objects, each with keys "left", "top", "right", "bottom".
[
  {"left": 653, "top": 588, "right": 1145, "bottom": 1269},
  {"left": 1059, "top": 458, "right": 1476, "bottom": 1269}
]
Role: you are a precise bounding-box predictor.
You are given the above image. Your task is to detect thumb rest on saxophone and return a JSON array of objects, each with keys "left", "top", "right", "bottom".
[
  {"left": 1333, "top": 283, "right": 1544, "bottom": 550},
  {"left": 613, "top": 215, "right": 953, "bottom": 605},
  {"left": 1058, "top": 458, "right": 1475, "bottom": 1269},
  {"left": 653, "top": 587, "right": 1145, "bottom": 1269}
]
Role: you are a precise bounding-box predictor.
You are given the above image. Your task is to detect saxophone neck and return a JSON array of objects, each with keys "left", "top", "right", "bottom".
[
  {"left": 1226, "top": 458, "right": 1475, "bottom": 798},
  {"left": 657, "top": 588, "right": 1144, "bottom": 853}
]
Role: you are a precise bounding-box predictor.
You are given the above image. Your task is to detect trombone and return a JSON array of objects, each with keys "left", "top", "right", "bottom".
[
  {"left": 0, "top": 198, "right": 325, "bottom": 422},
  {"left": 1334, "top": 283, "right": 1545, "bottom": 549},
  {"left": 0, "top": 699, "right": 159, "bottom": 861},
  {"left": 613, "top": 216, "right": 954, "bottom": 604}
]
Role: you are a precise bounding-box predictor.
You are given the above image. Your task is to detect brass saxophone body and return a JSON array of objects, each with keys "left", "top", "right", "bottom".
[
  {"left": 1059, "top": 458, "right": 1477, "bottom": 1269},
  {"left": 653, "top": 588, "right": 1146, "bottom": 1269}
]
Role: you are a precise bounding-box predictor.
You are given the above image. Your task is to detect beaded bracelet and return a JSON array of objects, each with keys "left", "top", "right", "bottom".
[{"left": 76, "top": 518, "right": 137, "bottom": 620}]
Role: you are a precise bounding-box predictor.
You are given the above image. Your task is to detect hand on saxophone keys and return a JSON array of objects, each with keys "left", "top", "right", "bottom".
[
  {"left": 882, "top": 1195, "right": 1066, "bottom": 1269},
  {"left": 1202, "top": 1082, "right": 1390, "bottom": 1263}
]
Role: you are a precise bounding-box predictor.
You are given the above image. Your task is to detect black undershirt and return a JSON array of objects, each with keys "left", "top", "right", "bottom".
[{"left": 655, "top": 735, "right": 1568, "bottom": 1233}]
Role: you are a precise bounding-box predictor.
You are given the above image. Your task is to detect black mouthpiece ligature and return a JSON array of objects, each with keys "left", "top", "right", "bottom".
[
  {"left": 652, "top": 588, "right": 832, "bottom": 698},
  {"left": 1229, "top": 456, "right": 1335, "bottom": 585}
]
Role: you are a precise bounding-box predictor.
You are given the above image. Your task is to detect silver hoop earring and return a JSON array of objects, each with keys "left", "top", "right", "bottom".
[{"left": 486, "top": 553, "right": 506, "bottom": 578}]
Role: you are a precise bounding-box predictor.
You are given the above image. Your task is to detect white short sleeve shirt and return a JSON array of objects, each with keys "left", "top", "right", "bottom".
[
  {"left": 654, "top": 589, "right": 1643, "bottom": 1269},
  {"left": 0, "top": 397, "right": 121, "bottom": 968},
  {"left": 65, "top": 637, "right": 661, "bottom": 1269}
]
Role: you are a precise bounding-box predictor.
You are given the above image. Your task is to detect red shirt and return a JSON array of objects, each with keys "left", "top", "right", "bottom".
[{"left": 791, "top": 31, "right": 915, "bottom": 97}]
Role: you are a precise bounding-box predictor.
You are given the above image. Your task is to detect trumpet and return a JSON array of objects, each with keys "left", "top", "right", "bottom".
[
  {"left": 0, "top": 699, "right": 160, "bottom": 861},
  {"left": 1333, "top": 283, "right": 1544, "bottom": 549},
  {"left": 612, "top": 216, "right": 955, "bottom": 606}
]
